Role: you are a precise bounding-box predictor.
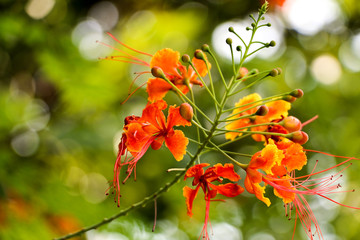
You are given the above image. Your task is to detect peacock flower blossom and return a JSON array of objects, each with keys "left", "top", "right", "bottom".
[
  {"left": 225, "top": 93, "right": 290, "bottom": 141},
  {"left": 109, "top": 100, "right": 191, "bottom": 206},
  {"left": 245, "top": 139, "right": 358, "bottom": 239},
  {"left": 99, "top": 33, "right": 210, "bottom": 102},
  {"left": 147, "top": 48, "right": 210, "bottom": 102},
  {"left": 183, "top": 163, "right": 244, "bottom": 240}
]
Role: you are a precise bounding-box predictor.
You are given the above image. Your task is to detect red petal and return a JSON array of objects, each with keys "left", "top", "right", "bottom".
[
  {"left": 184, "top": 163, "right": 209, "bottom": 181},
  {"left": 213, "top": 163, "right": 241, "bottom": 181},
  {"left": 141, "top": 100, "right": 167, "bottom": 130},
  {"left": 183, "top": 185, "right": 200, "bottom": 217},
  {"left": 209, "top": 183, "right": 244, "bottom": 198},
  {"left": 150, "top": 48, "right": 180, "bottom": 77}
]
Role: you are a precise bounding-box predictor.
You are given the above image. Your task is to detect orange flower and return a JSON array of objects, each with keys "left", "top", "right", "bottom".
[
  {"left": 100, "top": 33, "right": 210, "bottom": 102},
  {"left": 225, "top": 93, "right": 290, "bottom": 141},
  {"left": 183, "top": 163, "right": 244, "bottom": 240},
  {"left": 109, "top": 100, "right": 191, "bottom": 206},
  {"left": 147, "top": 48, "right": 210, "bottom": 102}
]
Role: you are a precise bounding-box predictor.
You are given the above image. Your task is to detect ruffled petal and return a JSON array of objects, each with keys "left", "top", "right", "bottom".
[
  {"left": 183, "top": 185, "right": 200, "bottom": 217},
  {"left": 150, "top": 48, "right": 180, "bottom": 77},
  {"left": 281, "top": 141, "right": 307, "bottom": 172},
  {"left": 245, "top": 176, "right": 271, "bottom": 207},
  {"left": 141, "top": 100, "right": 167, "bottom": 129},
  {"left": 165, "top": 130, "right": 188, "bottom": 161},
  {"left": 146, "top": 78, "right": 172, "bottom": 102},
  {"left": 225, "top": 117, "right": 251, "bottom": 140},
  {"left": 213, "top": 163, "right": 241, "bottom": 182},
  {"left": 260, "top": 139, "right": 284, "bottom": 174},
  {"left": 151, "top": 136, "right": 165, "bottom": 150},
  {"left": 209, "top": 182, "right": 244, "bottom": 198},
  {"left": 265, "top": 100, "right": 291, "bottom": 121},
  {"left": 184, "top": 163, "right": 209, "bottom": 181},
  {"left": 192, "top": 53, "right": 210, "bottom": 77},
  {"left": 273, "top": 177, "right": 295, "bottom": 204},
  {"left": 166, "top": 105, "right": 192, "bottom": 129},
  {"left": 124, "top": 123, "right": 152, "bottom": 153}
]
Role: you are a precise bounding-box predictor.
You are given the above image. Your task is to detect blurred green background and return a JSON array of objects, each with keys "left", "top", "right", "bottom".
[{"left": 1, "top": 0, "right": 360, "bottom": 239}]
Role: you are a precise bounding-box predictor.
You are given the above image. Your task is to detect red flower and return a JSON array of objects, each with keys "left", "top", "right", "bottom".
[
  {"left": 183, "top": 163, "right": 244, "bottom": 240},
  {"left": 109, "top": 100, "right": 191, "bottom": 206}
]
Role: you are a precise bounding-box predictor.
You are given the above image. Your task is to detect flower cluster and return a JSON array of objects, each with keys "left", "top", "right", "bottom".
[{"left": 103, "top": 2, "right": 358, "bottom": 240}]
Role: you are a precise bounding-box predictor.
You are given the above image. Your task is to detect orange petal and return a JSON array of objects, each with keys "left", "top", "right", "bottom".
[
  {"left": 125, "top": 123, "right": 152, "bottom": 153},
  {"left": 184, "top": 163, "right": 209, "bottom": 180},
  {"left": 213, "top": 163, "right": 241, "bottom": 181},
  {"left": 146, "top": 78, "right": 172, "bottom": 102},
  {"left": 273, "top": 177, "right": 295, "bottom": 204},
  {"left": 260, "top": 139, "right": 284, "bottom": 174},
  {"left": 265, "top": 100, "right": 291, "bottom": 121},
  {"left": 209, "top": 182, "right": 244, "bottom": 198},
  {"left": 150, "top": 48, "right": 180, "bottom": 76},
  {"left": 183, "top": 185, "right": 200, "bottom": 217},
  {"left": 191, "top": 52, "right": 210, "bottom": 77},
  {"left": 141, "top": 100, "right": 167, "bottom": 129},
  {"left": 225, "top": 117, "right": 251, "bottom": 140},
  {"left": 166, "top": 105, "right": 191, "bottom": 129},
  {"left": 282, "top": 141, "right": 307, "bottom": 172},
  {"left": 151, "top": 136, "right": 165, "bottom": 150},
  {"left": 244, "top": 176, "right": 270, "bottom": 206},
  {"left": 165, "top": 130, "right": 188, "bottom": 161}
]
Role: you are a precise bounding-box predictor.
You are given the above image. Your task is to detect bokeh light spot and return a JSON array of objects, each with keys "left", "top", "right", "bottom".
[
  {"left": 310, "top": 54, "right": 342, "bottom": 85},
  {"left": 25, "top": 0, "right": 55, "bottom": 19}
]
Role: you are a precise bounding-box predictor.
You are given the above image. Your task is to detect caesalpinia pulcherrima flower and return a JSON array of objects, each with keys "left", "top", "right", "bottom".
[
  {"left": 92, "top": 3, "right": 360, "bottom": 240},
  {"left": 183, "top": 163, "right": 244, "bottom": 240},
  {"left": 225, "top": 93, "right": 291, "bottom": 141},
  {"left": 100, "top": 33, "right": 210, "bottom": 102},
  {"left": 108, "top": 100, "right": 191, "bottom": 206}
]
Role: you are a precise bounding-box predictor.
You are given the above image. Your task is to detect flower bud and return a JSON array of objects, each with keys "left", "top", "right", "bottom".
[
  {"left": 249, "top": 69, "right": 259, "bottom": 75},
  {"left": 276, "top": 67, "right": 282, "bottom": 75},
  {"left": 226, "top": 38, "right": 232, "bottom": 45},
  {"left": 180, "top": 103, "right": 193, "bottom": 121},
  {"left": 201, "top": 44, "right": 210, "bottom": 52},
  {"left": 194, "top": 50, "right": 205, "bottom": 60},
  {"left": 283, "top": 95, "right": 297, "bottom": 103},
  {"left": 151, "top": 66, "right": 166, "bottom": 79},
  {"left": 228, "top": 26, "right": 234, "bottom": 33},
  {"left": 269, "top": 68, "right": 278, "bottom": 77},
  {"left": 290, "top": 131, "right": 308, "bottom": 145},
  {"left": 181, "top": 54, "right": 191, "bottom": 63},
  {"left": 290, "top": 89, "right": 304, "bottom": 98},
  {"left": 255, "top": 105, "right": 269, "bottom": 116},
  {"left": 236, "top": 46, "right": 242, "bottom": 52},
  {"left": 237, "top": 67, "right": 248, "bottom": 79},
  {"left": 269, "top": 40, "right": 276, "bottom": 47},
  {"left": 281, "top": 116, "right": 301, "bottom": 132}
]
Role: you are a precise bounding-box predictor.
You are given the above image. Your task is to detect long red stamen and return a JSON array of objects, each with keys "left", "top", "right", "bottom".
[
  {"left": 106, "top": 32, "right": 153, "bottom": 57},
  {"left": 301, "top": 115, "right": 318, "bottom": 127},
  {"left": 121, "top": 82, "right": 147, "bottom": 105}
]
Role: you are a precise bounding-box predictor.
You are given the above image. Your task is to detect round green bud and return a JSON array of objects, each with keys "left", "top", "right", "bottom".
[
  {"left": 236, "top": 46, "right": 242, "bottom": 51},
  {"left": 228, "top": 26, "right": 234, "bottom": 32},
  {"left": 290, "top": 89, "right": 304, "bottom": 98},
  {"left": 226, "top": 38, "right": 232, "bottom": 45},
  {"left": 269, "top": 40, "right": 276, "bottom": 47},
  {"left": 194, "top": 49, "right": 205, "bottom": 60},
  {"left": 267, "top": 23, "right": 271, "bottom": 27},
  {"left": 181, "top": 54, "right": 190, "bottom": 63},
  {"left": 246, "top": 27, "right": 251, "bottom": 31},
  {"left": 201, "top": 44, "right": 210, "bottom": 52},
  {"left": 250, "top": 69, "right": 259, "bottom": 75},
  {"left": 251, "top": 23, "right": 256, "bottom": 28},
  {"left": 283, "top": 95, "right": 297, "bottom": 103},
  {"left": 269, "top": 68, "right": 279, "bottom": 77}
]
